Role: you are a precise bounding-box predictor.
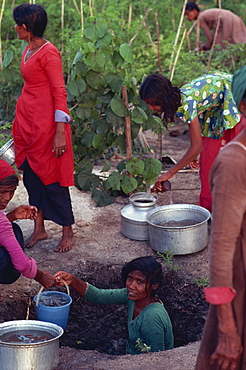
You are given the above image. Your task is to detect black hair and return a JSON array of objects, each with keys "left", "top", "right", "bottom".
[
  {"left": 185, "top": 2, "right": 200, "bottom": 12},
  {"left": 139, "top": 73, "right": 182, "bottom": 123},
  {"left": 121, "top": 256, "right": 162, "bottom": 290},
  {"left": 13, "top": 3, "right": 47, "bottom": 37},
  {"left": 0, "top": 174, "right": 19, "bottom": 188}
]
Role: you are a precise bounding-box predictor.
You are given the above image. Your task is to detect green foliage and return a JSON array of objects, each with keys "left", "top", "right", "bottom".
[
  {"left": 157, "top": 250, "right": 179, "bottom": 272},
  {"left": 194, "top": 277, "right": 210, "bottom": 288},
  {"left": 0, "top": 122, "right": 12, "bottom": 146},
  {"left": 76, "top": 156, "right": 162, "bottom": 206},
  {"left": 135, "top": 338, "right": 151, "bottom": 353}
]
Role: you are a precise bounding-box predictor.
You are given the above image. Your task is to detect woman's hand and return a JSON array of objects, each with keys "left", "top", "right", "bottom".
[
  {"left": 54, "top": 271, "right": 88, "bottom": 297},
  {"left": 53, "top": 122, "right": 66, "bottom": 158},
  {"left": 6, "top": 205, "right": 38, "bottom": 222},
  {"left": 210, "top": 330, "right": 243, "bottom": 369},
  {"left": 152, "top": 172, "right": 173, "bottom": 193},
  {"left": 34, "top": 269, "right": 55, "bottom": 288},
  {"left": 189, "top": 158, "right": 200, "bottom": 170},
  {"left": 54, "top": 271, "right": 75, "bottom": 286}
]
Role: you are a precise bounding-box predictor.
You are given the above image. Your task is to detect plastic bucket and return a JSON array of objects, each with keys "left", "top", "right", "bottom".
[{"left": 34, "top": 284, "right": 72, "bottom": 330}]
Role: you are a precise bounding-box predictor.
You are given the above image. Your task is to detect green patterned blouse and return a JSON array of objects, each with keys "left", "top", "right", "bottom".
[{"left": 177, "top": 71, "right": 241, "bottom": 139}]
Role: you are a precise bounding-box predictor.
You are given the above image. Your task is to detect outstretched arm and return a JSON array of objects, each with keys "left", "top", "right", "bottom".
[{"left": 155, "top": 116, "right": 202, "bottom": 185}]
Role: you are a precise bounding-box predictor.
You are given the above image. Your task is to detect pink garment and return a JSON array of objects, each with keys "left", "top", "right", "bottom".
[
  {"left": 0, "top": 211, "right": 37, "bottom": 279},
  {"left": 204, "top": 287, "right": 236, "bottom": 305},
  {"left": 199, "top": 117, "right": 246, "bottom": 212}
]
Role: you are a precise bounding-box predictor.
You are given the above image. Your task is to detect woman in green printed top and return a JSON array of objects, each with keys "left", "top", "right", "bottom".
[
  {"left": 140, "top": 72, "right": 246, "bottom": 212},
  {"left": 55, "top": 256, "right": 173, "bottom": 355}
]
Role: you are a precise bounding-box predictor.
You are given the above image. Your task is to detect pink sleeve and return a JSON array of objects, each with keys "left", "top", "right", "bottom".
[{"left": 0, "top": 212, "right": 37, "bottom": 279}]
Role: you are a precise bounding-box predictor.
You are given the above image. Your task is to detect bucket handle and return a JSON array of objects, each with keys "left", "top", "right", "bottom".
[{"left": 35, "top": 279, "right": 70, "bottom": 307}]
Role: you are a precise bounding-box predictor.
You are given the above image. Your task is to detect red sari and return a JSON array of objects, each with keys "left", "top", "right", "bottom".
[{"left": 13, "top": 42, "right": 74, "bottom": 187}]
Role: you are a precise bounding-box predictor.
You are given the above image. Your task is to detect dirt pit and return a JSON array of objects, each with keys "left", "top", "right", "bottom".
[
  {"left": 0, "top": 124, "right": 210, "bottom": 368},
  {"left": 0, "top": 261, "right": 208, "bottom": 355}
]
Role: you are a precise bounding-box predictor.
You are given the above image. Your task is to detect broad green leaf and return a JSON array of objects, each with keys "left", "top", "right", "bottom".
[
  {"left": 131, "top": 106, "right": 148, "bottom": 124},
  {"left": 67, "top": 79, "right": 86, "bottom": 96},
  {"left": 121, "top": 176, "right": 138, "bottom": 194},
  {"left": 91, "top": 188, "right": 115, "bottom": 207},
  {"left": 111, "top": 96, "right": 129, "bottom": 117},
  {"left": 3, "top": 50, "right": 14, "bottom": 68},
  {"left": 86, "top": 71, "right": 107, "bottom": 90},
  {"left": 84, "top": 53, "right": 106, "bottom": 72},
  {"left": 101, "top": 160, "right": 111, "bottom": 172},
  {"left": 72, "top": 50, "right": 83, "bottom": 65},
  {"left": 105, "top": 109, "right": 125, "bottom": 128},
  {"left": 105, "top": 74, "right": 123, "bottom": 94},
  {"left": 76, "top": 106, "right": 91, "bottom": 120},
  {"left": 92, "top": 134, "right": 104, "bottom": 149},
  {"left": 107, "top": 171, "right": 121, "bottom": 189},
  {"left": 95, "top": 120, "right": 109, "bottom": 135},
  {"left": 76, "top": 164, "right": 97, "bottom": 191},
  {"left": 96, "top": 30, "right": 112, "bottom": 48},
  {"left": 142, "top": 158, "right": 162, "bottom": 181},
  {"left": 131, "top": 123, "right": 141, "bottom": 140},
  {"left": 116, "top": 159, "right": 126, "bottom": 173},
  {"left": 81, "top": 131, "right": 94, "bottom": 147},
  {"left": 115, "top": 134, "right": 126, "bottom": 153},
  {"left": 74, "top": 61, "right": 87, "bottom": 77},
  {"left": 126, "top": 158, "right": 144, "bottom": 176},
  {"left": 119, "top": 43, "right": 133, "bottom": 63},
  {"left": 112, "top": 50, "right": 124, "bottom": 66}
]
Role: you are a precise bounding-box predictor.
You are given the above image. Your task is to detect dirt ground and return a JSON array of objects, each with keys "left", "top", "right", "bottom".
[{"left": 0, "top": 123, "right": 210, "bottom": 369}]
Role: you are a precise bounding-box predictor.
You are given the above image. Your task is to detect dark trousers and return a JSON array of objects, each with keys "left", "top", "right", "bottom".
[{"left": 0, "top": 223, "right": 24, "bottom": 284}]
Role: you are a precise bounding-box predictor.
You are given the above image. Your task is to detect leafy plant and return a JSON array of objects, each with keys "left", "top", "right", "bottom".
[
  {"left": 69, "top": 16, "right": 163, "bottom": 205},
  {"left": 135, "top": 338, "right": 151, "bottom": 353},
  {"left": 157, "top": 250, "right": 179, "bottom": 272},
  {"left": 0, "top": 122, "right": 12, "bottom": 146},
  {"left": 194, "top": 277, "right": 209, "bottom": 288},
  {"left": 76, "top": 157, "right": 162, "bottom": 206}
]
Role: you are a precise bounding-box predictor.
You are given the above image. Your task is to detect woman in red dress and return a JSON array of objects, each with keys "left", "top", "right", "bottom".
[{"left": 12, "top": 3, "right": 74, "bottom": 252}]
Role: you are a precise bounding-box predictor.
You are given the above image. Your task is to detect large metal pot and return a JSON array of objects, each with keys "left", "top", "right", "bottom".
[
  {"left": 147, "top": 204, "right": 211, "bottom": 255},
  {"left": 0, "top": 320, "right": 63, "bottom": 370},
  {"left": 0, "top": 138, "right": 15, "bottom": 165},
  {"left": 121, "top": 192, "right": 157, "bottom": 240}
]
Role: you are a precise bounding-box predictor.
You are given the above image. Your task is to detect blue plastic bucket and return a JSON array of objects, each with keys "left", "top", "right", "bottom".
[{"left": 34, "top": 291, "right": 72, "bottom": 330}]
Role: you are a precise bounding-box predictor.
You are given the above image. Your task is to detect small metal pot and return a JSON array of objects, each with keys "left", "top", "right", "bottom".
[
  {"left": 0, "top": 320, "right": 63, "bottom": 370},
  {"left": 121, "top": 192, "right": 157, "bottom": 240},
  {"left": 147, "top": 204, "right": 211, "bottom": 255},
  {"left": 0, "top": 138, "right": 15, "bottom": 165}
]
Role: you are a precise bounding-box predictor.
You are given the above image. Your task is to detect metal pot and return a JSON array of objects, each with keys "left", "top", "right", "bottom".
[
  {"left": 0, "top": 138, "right": 15, "bottom": 165},
  {"left": 147, "top": 204, "right": 211, "bottom": 255},
  {"left": 0, "top": 320, "right": 63, "bottom": 370},
  {"left": 121, "top": 192, "right": 157, "bottom": 240}
]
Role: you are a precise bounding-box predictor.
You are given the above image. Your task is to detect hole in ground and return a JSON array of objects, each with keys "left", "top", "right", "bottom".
[{"left": 0, "top": 261, "right": 208, "bottom": 355}]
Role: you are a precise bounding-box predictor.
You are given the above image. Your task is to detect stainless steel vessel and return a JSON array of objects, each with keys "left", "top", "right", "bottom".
[
  {"left": 147, "top": 204, "right": 211, "bottom": 255},
  {"left": 0, "top": 138, "right": 15, "bottom": 165},
  {"left": 0, "top": 320, "right": 63, "bottom": 370},
  {"left": 121, "top": 192, "right": 157, "bottom": 240}
]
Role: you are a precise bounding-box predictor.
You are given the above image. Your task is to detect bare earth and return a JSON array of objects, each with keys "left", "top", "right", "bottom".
[{"left": 0, "top": 123, "right": 208, "bottom": 369}]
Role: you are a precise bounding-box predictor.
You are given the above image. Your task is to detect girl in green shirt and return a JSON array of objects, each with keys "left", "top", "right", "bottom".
[{"left": 55, "top": 256, "right": 173, "bottom": 355}]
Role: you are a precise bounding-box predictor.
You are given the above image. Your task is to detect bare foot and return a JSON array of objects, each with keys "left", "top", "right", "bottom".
[
  {"left": 25, "top": 231, "right": 48, "bottom": 248},
  {"left": 55, "top": 226, "right": 73, "bottom": 253}
]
